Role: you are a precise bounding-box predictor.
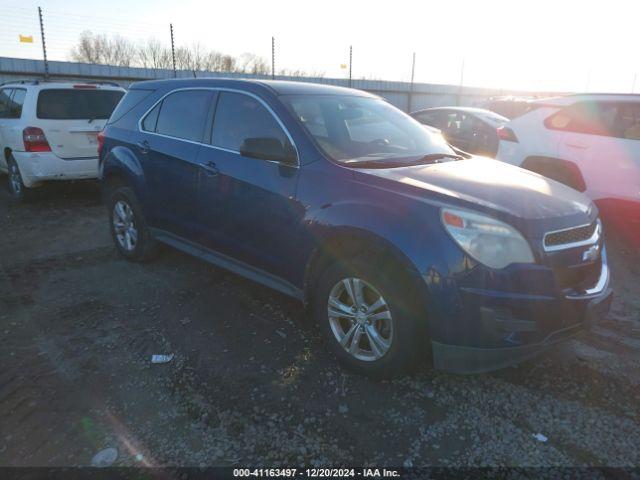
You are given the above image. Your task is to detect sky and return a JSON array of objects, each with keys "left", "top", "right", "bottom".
[{"left": 0, "top": 0, "right": 638, "bottom": 93}]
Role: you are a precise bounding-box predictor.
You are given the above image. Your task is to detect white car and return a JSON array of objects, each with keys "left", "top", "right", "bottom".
[
  {"left": 496, "top": 93, "right": 640, "bottom": 235},
  {"left": 0, "top": 81, "right": 125, "bottom": 201}
]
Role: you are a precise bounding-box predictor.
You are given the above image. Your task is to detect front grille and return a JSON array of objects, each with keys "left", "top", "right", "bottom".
[
  {"left": 544, "top": 221, "right": 598, "bottom": 249},
  {"left": 554, "top": 261, "right": 601, "bottom": 291}
]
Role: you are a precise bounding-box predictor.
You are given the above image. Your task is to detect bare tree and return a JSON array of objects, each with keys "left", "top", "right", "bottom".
[
  {"left": 237, "top": 53, "right": 270, "bottom": 75},
  {"left": 136, "top": 38, "right": 172, "bottom": 69},
  {"left": 71, "top": 31, "right": 136, "bottom": 67},
  {"left": 70, "top": 31, "right": 309, "bottom": 76}
]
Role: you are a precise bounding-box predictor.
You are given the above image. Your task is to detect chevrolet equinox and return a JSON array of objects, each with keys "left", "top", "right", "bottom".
[{"left": 99, "top": 79, "right": 612, "bottom": 377}]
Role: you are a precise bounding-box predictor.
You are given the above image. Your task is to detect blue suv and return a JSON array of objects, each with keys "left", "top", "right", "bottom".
[{"left": 99, "top": 79, "right": 612, "bottom": 377}]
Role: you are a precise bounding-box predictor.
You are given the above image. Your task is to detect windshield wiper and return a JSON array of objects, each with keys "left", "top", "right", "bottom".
[
  {"left": 348, "top": 153, "right": 464, "bottom": 169},
  {"left": 406, "top": 153, "right": 464, "bottom": 165}
]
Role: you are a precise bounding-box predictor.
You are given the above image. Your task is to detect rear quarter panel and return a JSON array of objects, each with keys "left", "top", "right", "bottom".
[{"left": 496, "top": 106, "right": 561, "bottom": 166}]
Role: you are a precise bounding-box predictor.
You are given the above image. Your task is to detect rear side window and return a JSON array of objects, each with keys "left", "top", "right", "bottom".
[
  {"left": 8, "top": 89, "right": 26, "bottom": 118},
  {"left": 154, "top": 90, "right": 212, "bottom": 142},
  {"left": 141, "top": 103, "right": 161, "bottom": 132},
  {"left": 37, "top": 89, "right": 124, "bottom": 120},
  {"left": 108, "top": 88, "right": 153, "bottom": 124},
  {"left": 545, "top": 101, "right": 640, "bottom": 139},
  {"left": 0, "top": 89, "right": 13, "bottom": 118},
  {"left": 212, "top": 92, "right": 288, "bottom": 151}
]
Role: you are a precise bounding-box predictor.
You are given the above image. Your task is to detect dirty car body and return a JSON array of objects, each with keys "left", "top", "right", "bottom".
[{"left": 99, "top": 79, "right": 612, "bottom": 375}]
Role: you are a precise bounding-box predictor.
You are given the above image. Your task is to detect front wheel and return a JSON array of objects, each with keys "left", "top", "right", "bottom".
[{"left": 314, "top": 256, "right": 426, "bottom": 378}]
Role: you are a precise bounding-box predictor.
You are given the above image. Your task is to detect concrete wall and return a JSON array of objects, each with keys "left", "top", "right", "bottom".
[{"left": 0, "top": 56, "right": 554, "bottom": 112}]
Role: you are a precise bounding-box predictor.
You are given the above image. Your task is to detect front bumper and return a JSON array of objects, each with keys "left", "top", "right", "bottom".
[
  {"left": 431, "top": 248, "right": 613, "bottom": 374},
  {"left": 12, "top": 151, "right": 99, "bottom": 187}
]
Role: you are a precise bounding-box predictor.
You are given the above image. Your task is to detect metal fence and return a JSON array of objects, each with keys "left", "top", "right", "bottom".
[{"left": 0, "top": 57, "right": 556, "bottom": 113}]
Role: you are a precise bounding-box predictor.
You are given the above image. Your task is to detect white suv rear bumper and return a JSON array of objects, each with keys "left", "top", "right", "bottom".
[{"left": 12, "top": 151, "right": 99, "bottom": 187}]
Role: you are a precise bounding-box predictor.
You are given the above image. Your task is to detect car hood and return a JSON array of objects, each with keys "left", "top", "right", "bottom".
[{"left": 355, "top": 157, "right": 595, "bottom": 236}]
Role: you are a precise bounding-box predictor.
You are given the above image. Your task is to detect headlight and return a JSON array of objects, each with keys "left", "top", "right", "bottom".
[{"left": 441, "top": 208, "right": 535, "bottom": 269}]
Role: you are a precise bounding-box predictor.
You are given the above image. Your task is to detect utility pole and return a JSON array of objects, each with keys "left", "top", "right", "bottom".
[
  {"left": 632, "top": 73, "right": 637, "bottom": 94},
  {"left": 408, "top": 52, "right": 416, "bottom": 112},
  {"left": 457, "top": 59, "right": 465, "bottom": 106},
  {"left": 271, "top": 36, "right": 275, "bottom": 79},
  {"left": 349, "top": 45, "right": 352, "bottom": 88},
  {"left": 38, "top": 7, "right": 49, "bottom": 79},
  {"left": 170, "top": 23, "right": 176, "bottom": 77}
]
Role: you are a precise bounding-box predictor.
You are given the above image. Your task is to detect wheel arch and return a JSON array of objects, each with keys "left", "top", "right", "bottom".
[
  {"left": 302, "top": 227, "right": 432, "bottom": 330},
  {"left": 522, "top": 155, "right": 587, "bottom": 192},
  {"left": 101, "top": 146, "right": 146, "bottom": 199}
]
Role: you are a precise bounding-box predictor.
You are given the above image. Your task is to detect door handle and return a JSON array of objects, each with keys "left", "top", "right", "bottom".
[
  {"left": 565, "top": 143, "right": 588, "bottom": 150},
  {"left": 137, "top": 140, "right": 150, "bottom": 154},
  {"left": 201, "top": 160, "right": 219, "bottom": 176}
]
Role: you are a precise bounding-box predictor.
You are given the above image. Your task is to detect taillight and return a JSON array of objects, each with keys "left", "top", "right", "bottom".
[
  {"left": 497, "top": 125, "right": 518, "bottom": 142},
  {"left": 23, "top": 127, "right": 51, "bottom": 152},
  {"left": 97, "top": 131, "right": 105, "bottom": 157},
  {"left": 73, "top": 84, "right": 97, "bottom": 89}
]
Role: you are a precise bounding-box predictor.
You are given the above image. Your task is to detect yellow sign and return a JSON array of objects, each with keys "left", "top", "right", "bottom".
[
  {"left": 19, "top": 35, "right": 34, "bottom": 43},
  {"left": 340, "top": 63, "right": 347, "bottom": 69}
]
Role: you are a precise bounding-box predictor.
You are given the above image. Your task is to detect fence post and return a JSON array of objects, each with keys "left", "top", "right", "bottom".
[
  {"left": 38, "top": 6, "right": 49, "bottom": 79},
  {"left": 408, "top": 52, "right": 416, "bottom": 112},
  {"left": 457, "top": 59, "right": 465, "bottom": 106},
  {"left": 349, "top": 45, "right": 352, "bottom": 88},
  {"left": 271, "top": 36, "right": 275, "bottom": 79},
  {"left": 170, "top": 23, "right": 176, "bottom": 77}
]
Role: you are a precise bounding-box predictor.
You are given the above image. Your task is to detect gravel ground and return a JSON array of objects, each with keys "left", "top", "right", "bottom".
[{"left": 0, "top": 180, "right": 638, "bottom": 468}]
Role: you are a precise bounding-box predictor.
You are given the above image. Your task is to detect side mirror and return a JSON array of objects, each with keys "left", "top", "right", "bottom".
[{"left": 239, "top": 137, "right": 297, "bottom": 165}]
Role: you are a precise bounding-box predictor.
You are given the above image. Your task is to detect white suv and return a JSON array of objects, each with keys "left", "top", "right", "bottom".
[
  {"left": 0, "top": 81, "right": 125, "bottom": 201},
  {"left": 496, "top": 94, "right": 640, "bottom": 237}
]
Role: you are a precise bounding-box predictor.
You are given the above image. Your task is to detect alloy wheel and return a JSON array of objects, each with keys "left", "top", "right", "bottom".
[
  {"left": 327, "top": 277, "right": 394, "bottom": 361},
  {"left": 9, "top": 162, "right": 22, "bottom": 196},
  {"left": 112, "top": 200, "right": 138, "bottom": 252}
]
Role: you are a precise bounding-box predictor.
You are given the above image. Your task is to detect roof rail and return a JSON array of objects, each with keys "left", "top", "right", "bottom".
[{"left": 0, "top": 79, "right": 40, "bottom": 87}]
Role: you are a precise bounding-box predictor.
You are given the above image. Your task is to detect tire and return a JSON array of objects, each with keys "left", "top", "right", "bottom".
[
  {"left": 107, "top": 186, "right": 158, "bottom": 262},
  {"left": 7, "top": 155, "right": 30, "bottom": 203},
  {"left": 313, "top": 252, "right": 427, "bottom": 378}
]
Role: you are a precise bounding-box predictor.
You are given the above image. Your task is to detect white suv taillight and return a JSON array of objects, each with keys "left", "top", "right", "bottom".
[
  {"left": 97, "top": 131, "right": 105, "bottom": 158},
  {"left": 497, "top": 125, "right": 518, "bottom": 142},
  {"left": 23, "top": 127, "right": 51, "bottom": 152}
]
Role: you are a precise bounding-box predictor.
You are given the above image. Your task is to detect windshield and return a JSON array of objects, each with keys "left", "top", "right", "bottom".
[{"left": 283, "top": 94, "right": 457, "bottom": 167}]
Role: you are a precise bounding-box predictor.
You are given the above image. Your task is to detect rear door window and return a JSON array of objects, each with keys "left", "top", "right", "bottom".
[
  {"left": 616, "top": 103, "right": 640, "bottom": 140},
  {"left": 37, "top": 89, "right": 124, "bottom": 120},
  {"left": 211, "top": 92, "right": 289, "bottom": 152},
  {"left": 155, "top": 90, "right": 213, "bottom": 142},
  {"left": 8, "top": 89, "right": 26, "bottom": 118},
  {"left": 0, "top": 89, "right": 13, "bottom": 118}
]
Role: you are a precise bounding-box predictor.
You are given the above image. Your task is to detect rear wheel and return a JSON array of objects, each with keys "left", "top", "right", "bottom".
[
  {"left": 313, "top": 254, "right": 426, "bottom": 378},
  {"left": 7, "top": 155, "right": 28, "bottom": 203},
  {"left": 108, "top": 186, "right": 158, "bottom": 261}
]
